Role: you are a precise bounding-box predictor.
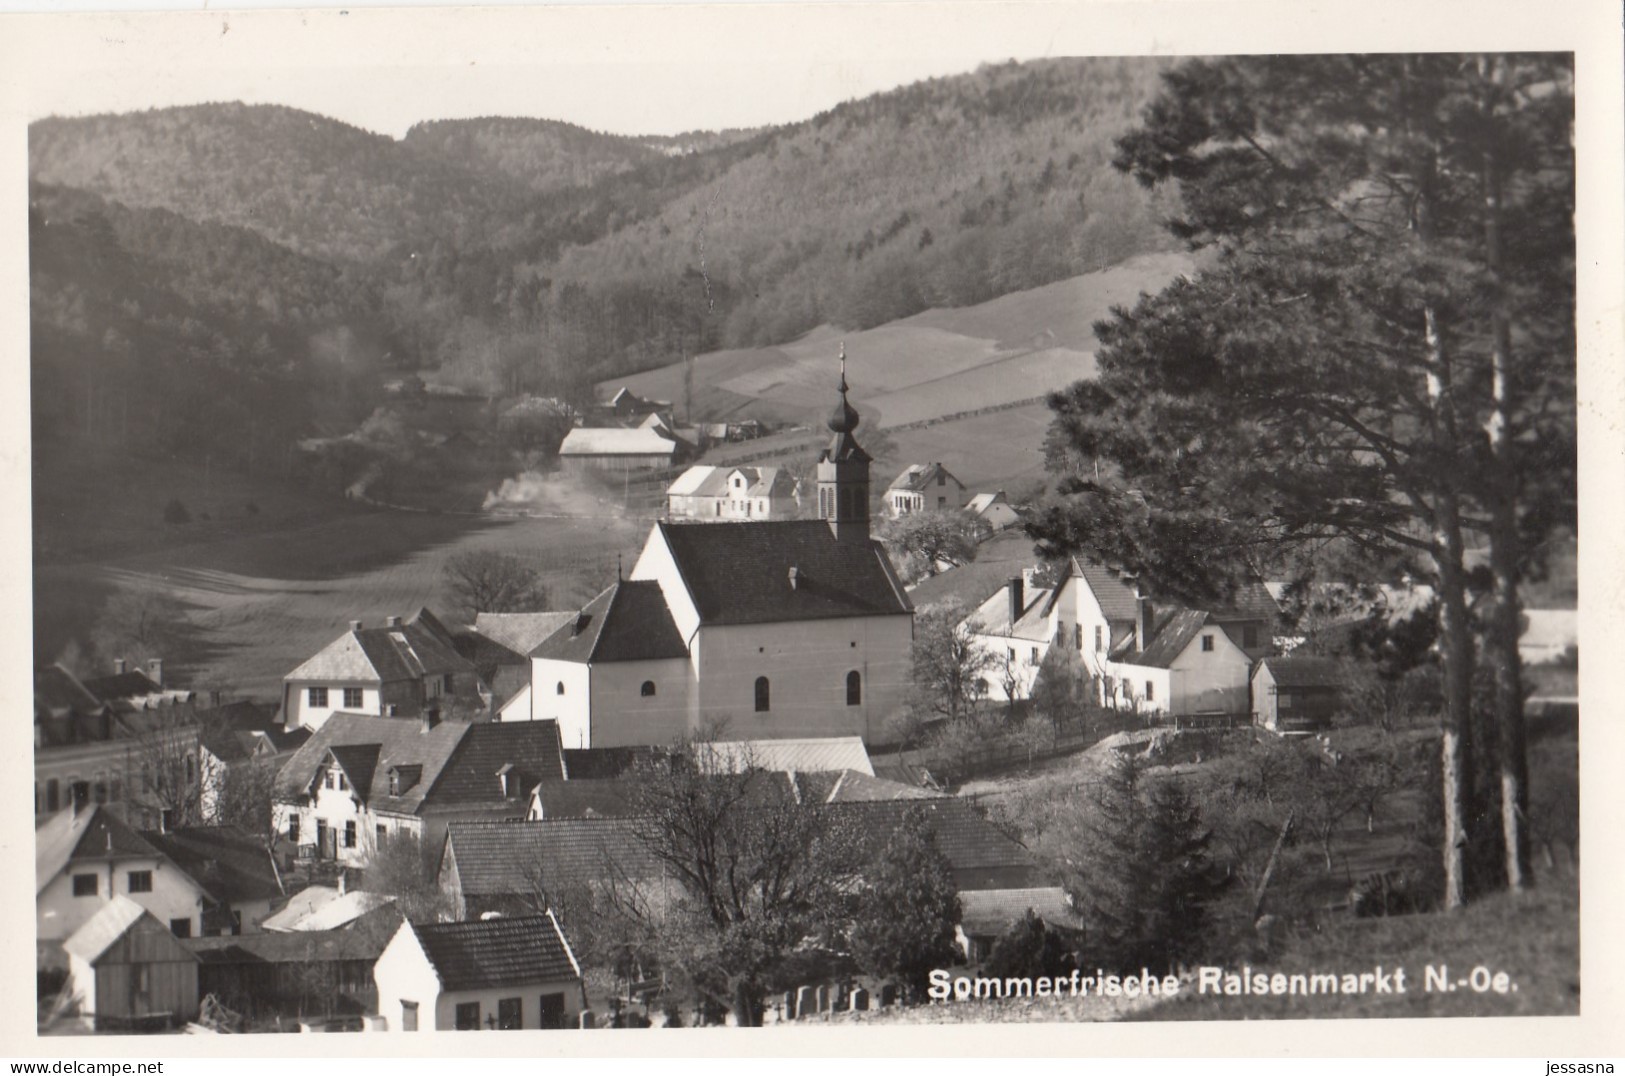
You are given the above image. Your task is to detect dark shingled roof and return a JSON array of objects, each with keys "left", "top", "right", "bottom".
[
  {"left": 561, "top": 746, "right": 658, "bottom": 780},
  {"left": 654, "top": 520, "right": 911, "bottom": 626},
  {"left": 1069, "top": 558, "right": 1141, "bottom": 622},
  {"left": 444, "top": 818, "right": 661, "bottom": 897},
  {"left": 428, "top": 722, "right": 566, "bottom": 807},
  {"left": 412, "top": 914, "right": 580, "bottom": 991},
  {"left": 1258, "top": 655, "right": 1344, "bottom": 688},
  {"left": 141, "top": 826, "right": 284, "bottom": 906},
  {"left": 36, "top": 806, "right": 164, "bottom": 895},
  {"left": 831, "top": 799, "right": 1039, "bottom": 882},
  {"left": 1114, "top": 609, "right": 1212, "bottom": 669},
  {"left": 530, "top": 581, "right": 688, "bottom": 664},
  {"left": 187, "top": 904, "right": 404, "bottom": 964},
  {"left": 1211, "top": 581, "right": 1282, "bottom": 623},
  {"left": 535, "top": 779, "right": 643, "bottom": 819},
  {"left": 328, "top": 744, "right": 382, "bottom": 803}
]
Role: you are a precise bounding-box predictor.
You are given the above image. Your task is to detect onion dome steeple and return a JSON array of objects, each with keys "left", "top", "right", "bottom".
[{"left": 816, "top": 343, "right": 871, "bottom": 541}]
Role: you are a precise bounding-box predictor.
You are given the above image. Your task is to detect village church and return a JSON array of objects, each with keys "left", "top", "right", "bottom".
[{"left": 525, "top": 353, "right": 916, "bottom": 748}]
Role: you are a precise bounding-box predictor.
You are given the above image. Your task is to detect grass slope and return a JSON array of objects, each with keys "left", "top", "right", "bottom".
[{"left": 600, "top": 251, "right": 1193, "bottom": 430}]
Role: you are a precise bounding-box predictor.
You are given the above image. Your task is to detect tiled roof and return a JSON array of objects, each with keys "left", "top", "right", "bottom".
[
  {"left": 472, "top": 613, "right": 575, "bottom": 658},
  {"left": 670, "top": 465, "right": 797, "bottom": 501},
  {"left": 530, "top": 581, "right": 689, "bottom": 664},
  {"left": 260, "top": 886, "right": 341, "bottom": 931},
  {"left": 966, "top": 583, "right": 1054, "bottom": 642},
  {"left": 141, "top": 826, "right": 284, "bottom": 906},
  {"left": 535, "top": 779, "right": 643, "bottom": 819},
  {"left": 965, "top": 492, "right": 1004, "bottom": 513},
  {"left": 652, "top": 520, "right": 911, "bottom": 626},
  {"left": 426, "top": 721, "right": 566, "bottom": 808},
  {"left": 1258, "top": 656, "right": 1344, "bottom": 688},
  {"left": 818, "top": 769, "right": 943, "bottom": 803},
  {"left": 1070, "top": 558, "right": 1141, "bottom": 622},
  {"left": 666, "top": 465, "right": 715, "bottom": 497},
  {"left": 958, "top": 887, "right": 1080, "bottom": 936},
  {"left": 36, "top": 806, "right": 165, "bottom": 895},
  {"left": 285, "top": 891, "right": 396, "bottom": 932},
  {"left": 888, "top": 462, "right": 961, "bottom": 493},
  {"left": 561, "top": 746, "right": 658, "bottom": 780},
  {"left": 445, "top": 818, "right": 661, "bottom": 897},
  {"left": 81, "top": 670, "right": 162, "bottom": 700},
  {"left": 412, "top": 913, "right": 580, "bottom": 991},
  {"left": 696, "top": 737, "right": 875, "bottom": 777},
  {"left": 831, "top": 799, "right": 1038, "bottom": 881},
  {"left": 328, "top": 744, "right": 382, "bottom": 803},
  {"left": 275, "top": 714, "right": 470, "bottom": 815},
  {"left": 286, "top": 614, "right": 476, "bottom": 684},
  {"left": 1210, "top": 582, "right": 1282, "bottom": 622},
  {"left": 904, "top": 530, "right": 1041, "bottom": 611},
  {"left": 34, "top": 665, "right": 106, "bottom": 717},
  {"left": 1115, "top": 609, "right": 1211, "bottom": 670},
  {"left": 63, "top": 896, "right": 166, "bottom": 964},
  {"left": 559, "top": 427, "right": 680, "bottom": 457}
]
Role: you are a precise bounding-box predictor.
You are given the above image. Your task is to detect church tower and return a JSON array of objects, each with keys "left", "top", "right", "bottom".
[{"left": 816, "top": 344, "right": 872, "bottom": 542}]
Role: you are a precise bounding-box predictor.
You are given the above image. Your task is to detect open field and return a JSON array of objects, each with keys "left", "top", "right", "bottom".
[{"left": 600, "top": 251, "right": 1194, "bottom": 430}]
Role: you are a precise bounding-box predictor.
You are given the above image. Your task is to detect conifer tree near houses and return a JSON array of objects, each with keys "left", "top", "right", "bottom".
[
  {"left": 1032, "top": 55, "right": 1574, "bottom": 905},
  {"left": 847, "top": 806, "right": 962, "bottom": 1002}
]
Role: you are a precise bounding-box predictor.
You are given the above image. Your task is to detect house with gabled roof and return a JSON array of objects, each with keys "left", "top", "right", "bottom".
[
  {"left": 272, "top": 713, "right": 564, "bottom": 868},
  {"left": 372, "top": 913, "right": 586, "bottom": 1031},
  {"left": 666, "top": 464, "right": 802, "bottom": 521},
  {"left": 36, "top": 805, "right": 214, "bottom": 966},
  {"left": 439, "top": 817, "right": 666, "bottom": 921},
  {"left": 531, "top": 355, "right": 914, "bottom": 749},
  {"left": 281, "top": 608, "right": 483, "bottom": 733},
  {"left": 1252, "top": 655, "right": 1344, "bottom": 734},
  {"left": 885, "top": 462, "right": 967, "bottom": 517},
  {"left": 965, "top": 489, "right": 1022, "bottom": 532},
  {"left": 140, "top": 825, "right": 284, "bottom": 935}
]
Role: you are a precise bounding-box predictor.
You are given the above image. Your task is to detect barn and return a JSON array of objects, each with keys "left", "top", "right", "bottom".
[
  {"left": 1252, "top": 656, "right": 1344, "bottom": 734},
  {"left": 63, "top": 896, "right": 199, "bottom": 1031}
]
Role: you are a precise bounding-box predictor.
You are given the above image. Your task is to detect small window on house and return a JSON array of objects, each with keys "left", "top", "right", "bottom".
[
  {"left": 377, "top": 824, "right": 387, "bottom": 844},
  {"left": 401, "top": 1001, "right": 419, "bottom": 1032},
  {"left": 342, "top": 687, "right": 363, "bottom": 709},
  {"left": 938, "top": 497, "right": 947, "bottom": 508},
  {"left": 497, "top": 997, "right": 522, "bottom": 1030},
  {"left": 344, "top": 821, "right": 357, "bottom": 848},
  {"left": 1201, "top": 635, "right": 1215, "bottom": 652},
  {"left": 641, "top": 681, "right": 656, "bottom": 697},
  {"left": 170, "top": 918, "right": 192, "bottom": 939},
  {"left": 455, "top": 1001, "right": 481, "bottom": 1030},
  {"left": 324, "top": 771, "right": 336, "bottom": 791},
  {"left": 72, "top": 874, "right": 97, "bottom": 897},
  {"left": 1007, "top": 648, "right": 1015, "bottom": 662},
  {"left": 337, "top": 771, "right": 348, "bottom": 791},
  {"left": 288, "top": 815, "right": 300, "bottom": 842},
  {"left": 127, "top": 870, "right": 153, "bottom": 893},
  {"left": 1095, "top": 625, "right": 1104, "bottom": 653},
  {"left": 1075, "top": 624, "right": 1083, "bottom": 650},
  {"left": 846, "top": 670, "right": 861, "bottom": 706},
  {"left": 443, "top": 674, "right": 454, "bottom": 693},
  {"left": 1031, "top": 647, "right": 1040, "bottom": 664},
  {"left": 754, "top": 676, "right": 771, "bottom": 713},
  {"left": 556, "top": 682, "right": 566, "bottom": 696},
  {"left": 309, "top": 687, "right": 328, "bottom": 707},
  {"left": 1145, "top": 681, "right": 1155, "bottom": 702}
]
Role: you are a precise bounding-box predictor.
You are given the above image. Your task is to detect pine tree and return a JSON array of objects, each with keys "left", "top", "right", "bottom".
[{"left": 848, "top": 806, "right": 962, "bottom": 1002}]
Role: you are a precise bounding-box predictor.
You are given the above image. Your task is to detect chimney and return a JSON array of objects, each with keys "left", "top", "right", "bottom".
[
  {"left": 787, "top": 566, "right": 800, "bottom": 591},
  {"left": 113, "top": 657, "right": 127, "bottom": 676},
  {"left": 386, "top": 615, "right": 402, "bottom": 628},
  {"left": 147, "top": 658, "right": 163, "bottom": 688},
  {"left": 349, "top": 620, "right": 363, "bottom": 632},
  {"left": 1135, "top": 592, "right": 1154, "bottom": 653},
  {"left": 421, "top": 706, "right": 439, "bottom": 735},
  {"left": 1008, "top": 577, "right": 1025, "bottom": 630}
]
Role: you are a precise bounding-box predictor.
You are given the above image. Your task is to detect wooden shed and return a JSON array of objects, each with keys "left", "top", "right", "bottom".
[
  {"left": 1252, "top": 656, "right": 1344, "bottom": 734},
  {"left": 64, "top": 896, "right": 199, "bottom": 1031}
]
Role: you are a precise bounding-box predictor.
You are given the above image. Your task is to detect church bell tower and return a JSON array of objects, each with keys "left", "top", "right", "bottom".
[{"left": 816, "top": 344, "right": 872, "bottom": 542}]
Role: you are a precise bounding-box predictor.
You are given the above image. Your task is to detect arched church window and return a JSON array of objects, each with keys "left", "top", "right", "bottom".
[
  {"left": 754, "top": 677, "right": 771, "bottom": 713},
  {"left": 846, "top": 670, "right": 861, "bottom": 707}
]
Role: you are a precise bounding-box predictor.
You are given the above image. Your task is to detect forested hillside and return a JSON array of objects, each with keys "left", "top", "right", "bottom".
[{"left": 30, "top": 56, "right": 1179, "bottom": 494}]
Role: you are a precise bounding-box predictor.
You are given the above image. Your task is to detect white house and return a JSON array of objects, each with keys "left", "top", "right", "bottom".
[
  {"left": 372, "top": 913, "right": 586, "bottom": 1031},
  {"left": 530, "top": 355, "right": 915, "bottom": 749},
  {"left": 280, "top": 609, "right": 482, "bottom": 733},
  {"left": 885, "top": 462, "right": 967, "bottom": 517},
  {"left": 37, "top": 806, "right": 211, "bottom": 964},
  {"left": 272, "top": 713, "right": 565, "bottom": 868},
  {"left": 965, "top": 490, "right": 1022, "bottom": 532},
  {"left": 1103, "top": 610, "right": 1254, "bottom": 716},
  {"left": 965, "top": 572, "right": 1056, "bottom": 702},
  {"left": 666, "top": 464, "right": 801, "bottom": 521}
]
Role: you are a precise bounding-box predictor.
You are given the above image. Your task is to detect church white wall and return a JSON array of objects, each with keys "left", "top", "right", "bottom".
[
  {"left": 692, "top": 615, "right": 912, "bottom": 743},
  {"left": 586, "top": 657, "right": 696, "bottom": 748},
  {"left": 529, "top": 660, "right": 593, "bottom": 749}
]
